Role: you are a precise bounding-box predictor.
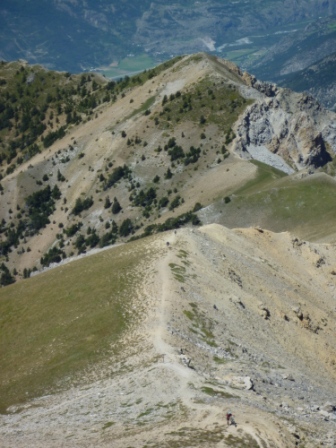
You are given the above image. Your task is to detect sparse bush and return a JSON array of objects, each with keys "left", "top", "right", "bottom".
[
  {"left": 99, "top": 231, "right": 117, "bottom": 248},
  {"left": 104, "top": 164, "right": 130, "bottom": 190},
  {"left": 0, "top": 263, "right": 15, "bottom": 286},
  {"left": 86, "top": 232, "right": 99, "bottom": 248},
  {"left": 25, "top": 185, "right": 57, "bottom": 233},
  {"left": 132, "top": 187, "right": 156, "bottom": 207},
  {"left": 51, "top": 185, "right": 61, "bottom": 200},
  {"left": 184, "top": 146, "right": 201, "bottom": 165},
  {"left": 57, "top": 169, "right": 65, "bottom": 182},
  {"left": 72, "top": 196, "right": 94, "bottom": 215},
  {"left": 112, "top": 197, "right": 122, "bottom": 214},
  {"left": 40, "top": 247, "right": 66, "bottom": 267},
  {"left": 169, "top": 195, "right": 181, "bottom": 210},
  {"left": 199, "top": 115, "right": 206, "bottom": 124},
  {"left": 119, "top": 218, "right": 134, "bottom": 237},
  {"left": 64, "top": 222, "right": 82, "bottom": 237},
  {"left": 23, "top": 268, "right": 31, "bottom": 279},
  {"left": 193, "top": 202, "right": 203, "bottom": 212},
  {"left": 104, "top": 197, "right": 111, "bottom": 209},
  {"left": 168, "top": 145, "right": 184, "bottom": 161},
  {"left": 162, "top": 95, "right": 168, "bottom": 106},
  {"left": 158, "top": 197, "right": 169, "bottom": 208}
]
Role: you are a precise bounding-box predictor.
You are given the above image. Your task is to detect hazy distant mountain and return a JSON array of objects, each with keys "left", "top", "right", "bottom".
[
  {"left": 279, "top": 52, "right": 336, "bottom": 110},
  {"left": 1, "top": 0, "right": 336, "bottom": 73},
  {"left": 242, "top": 15, "right": 336, "bottom": 108}
]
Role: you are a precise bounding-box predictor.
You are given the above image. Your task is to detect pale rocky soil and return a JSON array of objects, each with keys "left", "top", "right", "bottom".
[
  {"left": 1, "top": 224, "right": 336, "bottom": 447},
  {"left": 2, "top": 53, "right": 336, "bottom": 276},
  {"left": 2, "top": 54, "right": 259, "bottom": 275}
]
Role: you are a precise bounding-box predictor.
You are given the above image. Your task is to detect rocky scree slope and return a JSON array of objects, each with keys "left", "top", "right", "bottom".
[
  {"left": 226, "top": 63, "right": 336, "bottom": 172},
  {"left": 1, "top": 224, "right": 336, "bottom": 447}
]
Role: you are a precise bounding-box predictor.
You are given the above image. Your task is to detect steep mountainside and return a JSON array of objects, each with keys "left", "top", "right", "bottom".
[
  {"left": 1, "top": 53, "right": 336, "bottom": 286},
  {"left": 1, "top": 225, "right": 336, "bottom": 447},
  {"left": 279, "top": 52, "right": 336, "bottom": 110},
  {"left": 246, "top": 16, "right": 336, "bottom": 108}
]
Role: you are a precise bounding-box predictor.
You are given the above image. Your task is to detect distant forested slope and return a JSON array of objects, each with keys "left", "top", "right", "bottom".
[{"left": 1, "top": 0, "right": 335, "bottom": 72}]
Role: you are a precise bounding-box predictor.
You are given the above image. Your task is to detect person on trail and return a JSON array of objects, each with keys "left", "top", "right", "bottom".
[{"left": 226, "top": 411, "right": 232, "bottom": 425}]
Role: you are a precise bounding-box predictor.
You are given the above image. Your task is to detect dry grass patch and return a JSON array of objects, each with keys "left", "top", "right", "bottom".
[{"left": 0, "top": 238, "right": 153, "bottom": 413}]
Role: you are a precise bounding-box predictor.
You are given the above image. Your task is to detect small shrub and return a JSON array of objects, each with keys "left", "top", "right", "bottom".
[
  {"left": 158, "top": 197, "right": 169, "bottom": 208},
  {"left": 169, "top": 195, "right": 181, "bottom": 210},
  {"left": 165, "top": 168, "right": 173, "bottom": 179},
  {"left": 193, "top": 202, "right": 203, "bottom": 212},
  {"left": 64, "top": 222, "right": 83, "bottom": 238},
  {"left": 119, "top": 218, "right": 133, "bottom": 237},
  {"left": 104, "top": 197, "right": 111, "bottom": 209},
  {"left": 112, "top": 197, "right": 122, "bottom": 214},
  {"left": 72, "top": 196, "right": 94, "bottom": 215}
]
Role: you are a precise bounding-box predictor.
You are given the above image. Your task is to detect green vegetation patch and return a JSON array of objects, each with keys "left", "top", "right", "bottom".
[
  {"left": 213, "top": 355, "right": 227, "bottom": 364},
  {"left": 0, "top": 238, "right": 152, "bottom": 413},
  {"left": 126, "top": 95, "right": 156, "bottom": 120},
  {"left": 169, "top": 263, "right": 186, "bottom": 283},
  {"left": 0, "top": 62, "right": 111, "bottom": 175},
  {"left": 225, "top": 163, "right": 336, "bottom": 241},
  {"left": 130, "top": 210, "right": 201, "bottom": 242},
  {"left": 162, "top": 425, "right": 225, "bottom": 447},
  {"left": 234, "top": 160, "right": 287, "bottom": 195},
  {"left": 155, "top": 76, "right": 253, "bottom": 133},
  {"left": 102, "top": 421, "right": 115, "bottom": 430},
  {"left": 201, "top": 386, "right": 237, "bottom": 399},
  {"left": 184, "top": 302, "right": 217, "bottom": 347},
  {"left": 225, "top": 434, "right": 259, "bottom": 447}
]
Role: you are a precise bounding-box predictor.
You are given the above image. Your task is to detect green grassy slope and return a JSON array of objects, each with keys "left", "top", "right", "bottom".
[
  {"left": 216, "top": 162, "right": 336, "bottom": 242},
  {"left": 0, "top": 238, "right": 153, "bottom": 413}
]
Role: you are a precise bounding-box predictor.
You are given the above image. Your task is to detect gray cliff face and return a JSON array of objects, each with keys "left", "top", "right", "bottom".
[{"left": 233, "top": 78, "right": 336, "bottom": 173}]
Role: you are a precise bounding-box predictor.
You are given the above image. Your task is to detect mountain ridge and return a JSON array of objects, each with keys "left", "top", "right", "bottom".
[
  {"left": 1, "top": 53, "right": 336, "bottom": 447},
  {"left": 2, "top": 53, "right": 336, "bottom": 285},
  {"left": 1, "top": 224, "right": 336, "bottom": 446}
]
